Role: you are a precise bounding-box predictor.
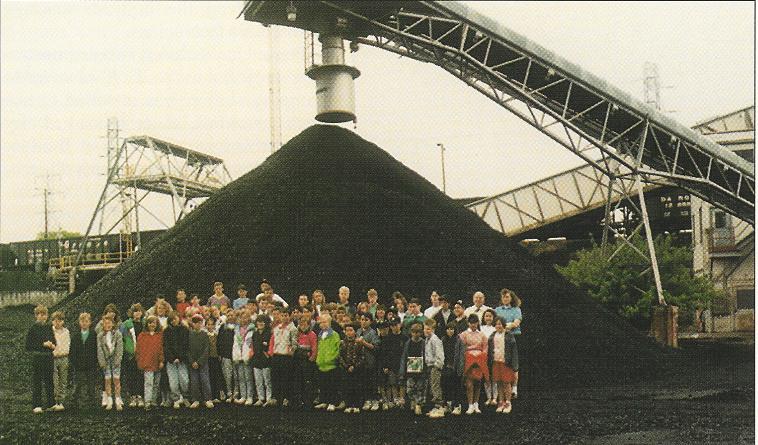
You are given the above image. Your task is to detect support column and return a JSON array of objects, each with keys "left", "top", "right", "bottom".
[{"left": 636, "top": 174, "right": 665, "bottom": 305}]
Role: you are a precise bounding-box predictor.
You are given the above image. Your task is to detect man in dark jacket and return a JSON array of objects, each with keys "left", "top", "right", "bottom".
[{"left": 69, "top": 312, "right": 99, "bottom": 410}]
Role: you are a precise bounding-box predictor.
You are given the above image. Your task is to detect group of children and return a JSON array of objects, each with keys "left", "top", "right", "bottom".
[{"left": 26, "top": 281, "right": 524, "bottom": 418}]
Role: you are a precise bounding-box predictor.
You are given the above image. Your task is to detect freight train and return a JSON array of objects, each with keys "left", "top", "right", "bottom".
[{"left": 0, "top": 229, "right": 166, "bottom": 271}]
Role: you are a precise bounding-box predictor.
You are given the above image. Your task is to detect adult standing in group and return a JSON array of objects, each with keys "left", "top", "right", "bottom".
[
  {"left": 433, "top": 296, "right": 454, "bottom": 339},
  {"left": 256, "top": 280, "right": 289, "bottom": 308},
  {"left": 423, "top": 291, "right": 443, "bottom": 319},
  {"left": 495, "top": 288, "right": 522, "bottom": 399},
  {"left": 207, "top": 282, "right": 231, "bottom": 309},
  {"left": 337, "top": 286, "right": 356, "bottom": 316},
  {"left": 311, "top": 290, "right": 325, "bottom": 318},
  {"left": 464, "top": 291, "right": 492, "bottom": 323}
]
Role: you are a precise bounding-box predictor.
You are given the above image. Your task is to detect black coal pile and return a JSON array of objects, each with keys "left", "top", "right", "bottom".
[{"left": 65, "top": 124, "right": 663, "bottom": 386}]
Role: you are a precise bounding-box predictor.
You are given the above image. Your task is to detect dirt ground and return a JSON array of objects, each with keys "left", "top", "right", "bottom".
[{"left": 0, "top": 305, "right": 753, "bottom": 444}]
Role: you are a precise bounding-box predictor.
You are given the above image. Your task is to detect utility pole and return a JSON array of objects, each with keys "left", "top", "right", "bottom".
[
  {"left": 436, "top": 143, "right": 447, "bottom": 194},
  {"left": 44, "top": 184, "right": 49, "bottom": 239},
  {"left": 35, "top": 174, "right": 59, "bottom": 240}
]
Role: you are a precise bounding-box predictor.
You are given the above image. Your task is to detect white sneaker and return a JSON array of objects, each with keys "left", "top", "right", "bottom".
[
  {"left": 205, "top": 401, "right": 214, "bottom": 409},
  {"left": 137, "top": 397, "right": 145, "bottom": 408},
  {"left": 226, "top": 396, "right": 234, "bottom": 403},
  {"left": 189, "top": 401, "right": 200, "bottom": 409},
  {"left": 245, "top": 398, "right": 254, "bottom": 406},
  {"left": 183, "top": 398, "right": 192, "bottom": 408},
  {"left": 512, "top": 385, "right": 518, "bottom": 399},
  {"left": 465, "top": 404, "right": 475, "bottom": 415},
  {"left": 314, "top": 403, "right": 327, "bottom": 409},
  {"left": 344, "top": 407, "right": 352, "bottom": 413},
  {"left": 128, "top": 397, "right": 136, "bottom": 408},
  {"left": 101, "top": 392, "right": 108, "bottom": 407},
  {"left": 452, "top": 405, "right": 462, "bottom": 415},
  {"left": 326, "top": 404, "right": 336, "bottom": 412},
  {"left": 282, "top": 399, "right": 289, "bottom": 407},
  {"left": 335, "top": 401, "right": 345, "bottom": 410},
  {"left": 33, "top": 407, "right": 43, "bottom": 414},
  {"left": 173, "top": 401, "right": 182, "bottom": 409},
  {"left": 414, "top": 404, "right": 422, "bottom": 416},
  {"left": 254, "top": 400, "right": 264, "bottom": 407},
  {"left": 234, "top": 398, "right": 244, "bottom": 405},
  {"left": 381, "top": 402, "right": 390, "bottom": 411},
  {"left": 502, "top": 401, "right": 512, "bottom": 414},
  {"left": 115, "top": 397, "right": 124, "bottom": 411},
  {"left": 370, "top": 401, "right": 380, "bottom": 411},
  {"left": 495, "top": 404, "right": 504, "bottom": 413},
  {"left": 473, "top": 403, "right": 481, "bottom": 414},
  {"left": 354, "top": 408, "right": 361, "bottom": 414},
  {"left": 362, "top": 401, "right": 372, "bottom": 411},
  {"left": 105, "top": 398, "right": 113, "bottom": 411}
]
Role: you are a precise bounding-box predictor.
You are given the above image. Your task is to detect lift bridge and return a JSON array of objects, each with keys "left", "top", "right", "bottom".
[{"left": 241, "top": 1, "right": 754, "bottom": 305}]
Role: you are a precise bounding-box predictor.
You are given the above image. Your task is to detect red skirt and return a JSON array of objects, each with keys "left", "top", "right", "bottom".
[
  {"left": 463, "top": 351, "right": 489, "bottom": 381},
  {"left": 492, "top": 361, "right": 515, "bottom": 384}
]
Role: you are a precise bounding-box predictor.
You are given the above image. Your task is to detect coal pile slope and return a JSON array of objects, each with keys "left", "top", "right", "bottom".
[{"left": 66, "top": 124, "right": 662, "bottom": 386}]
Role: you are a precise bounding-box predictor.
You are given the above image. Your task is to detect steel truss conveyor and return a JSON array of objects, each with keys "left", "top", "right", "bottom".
[
  {"left": 465, "top": 159, "right": 655, "bottom": 238},
  {"left": 241, "top": 1, "right": 755, "bottom": 225}
]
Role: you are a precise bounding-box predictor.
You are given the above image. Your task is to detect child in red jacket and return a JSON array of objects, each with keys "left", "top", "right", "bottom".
[{"left": 136, "top": 315, "right": 164, "bottom": 410}]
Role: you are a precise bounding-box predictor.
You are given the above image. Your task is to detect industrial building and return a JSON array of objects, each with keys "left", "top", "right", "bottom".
[{"left": 690, "top": 106, "right": 755, "bottom": 332}]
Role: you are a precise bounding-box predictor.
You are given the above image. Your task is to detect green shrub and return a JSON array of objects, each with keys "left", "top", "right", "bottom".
[{"left": 557, "top": 235, "right": 724, "bottom": 329}]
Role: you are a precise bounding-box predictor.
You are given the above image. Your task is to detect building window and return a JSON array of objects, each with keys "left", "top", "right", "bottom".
[
  {"left": 736, "top": 289, "right": 755, "bottom": 310},
  {"left": 713, "top": 210, "right": 727, "bottom": 229}
]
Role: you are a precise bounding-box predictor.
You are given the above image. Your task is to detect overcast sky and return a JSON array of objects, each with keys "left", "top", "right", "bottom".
[{"left": 0, "top": 1, "right": 753, "bottom": 243}]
